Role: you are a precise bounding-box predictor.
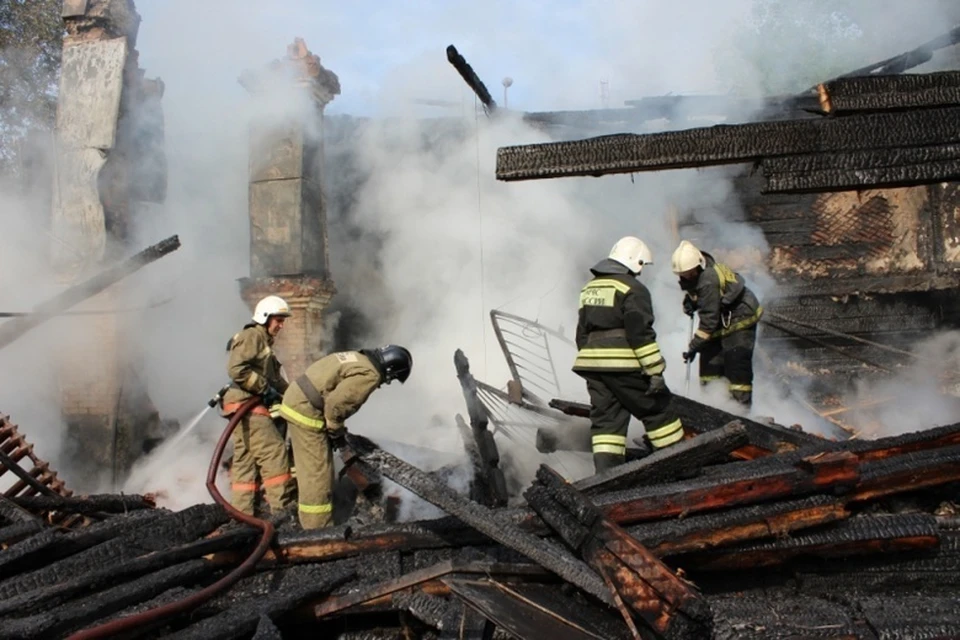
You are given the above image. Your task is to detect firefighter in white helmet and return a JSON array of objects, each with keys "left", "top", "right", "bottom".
[
  {"left": 572, "top": 236, "right": 685, "bottom": 472},
  {"left": 220, "top": 295, "right": 297, "bottom": 517},
  {"left": 671, "top": 240, "right": 763, "bottom": 407}
]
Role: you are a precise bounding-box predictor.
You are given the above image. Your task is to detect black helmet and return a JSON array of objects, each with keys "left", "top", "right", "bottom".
[{"left": 377, "top": 344, "right": 413, "bottom": 384}]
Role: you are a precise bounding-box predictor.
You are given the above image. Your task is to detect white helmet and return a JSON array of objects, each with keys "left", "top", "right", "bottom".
[
  {"left": 252, "top": 295, "right": 292, "bottom": 325},
  {"left": 608, "top": 236, "right": 653, "bottom": 274},
  {"left": 671, "top": 240, "right": 706, "bottom": 274}
]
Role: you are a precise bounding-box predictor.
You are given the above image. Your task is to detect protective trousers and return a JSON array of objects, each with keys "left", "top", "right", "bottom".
[
  {"left": 229, "top": 413, "right": 296, "bottom": 516},
  {"left": 582, "top": 372, "right": 684, "bottom": 473},
  {"left": 287, "top": 422, "right": 335, "bottom": 529},
  {"left": 699, "top": 324, "right": 757, "bottom": 406}
]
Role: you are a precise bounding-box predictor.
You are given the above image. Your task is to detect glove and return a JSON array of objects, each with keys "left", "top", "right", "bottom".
[
  {"left": 646, "top": 375, "right": 667, "bottom": 396},
  {"left": 262, "top": 386, "right": 282, "bottom": 408},
  {"left": 682, "top": 295, "right": 697, "bottom": 317},
  {"left": 328, "top": 429, "right": 348, "bottom": 451},
  {"left": 682, "top": 351, "right": 697, "bottom": 364}
]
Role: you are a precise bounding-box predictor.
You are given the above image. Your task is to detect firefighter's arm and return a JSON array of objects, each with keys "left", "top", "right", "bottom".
[
  {"left": 623, "top": 287, "right": 665, "bottom": 376},
  {"left": 227, "top": 330, "right": 269, "bottom": 395},
  {"left": 323, "top": 368, "right": 381, "bottom": 433},
  {"left": 575, "top": 310, "right": 587, "bottom": 350},
  {"left": 268, "top": 357, "right": 290, "bottom": 395},
  {"left": 695, "top": 273, "right": 721, "bottom": 339}
]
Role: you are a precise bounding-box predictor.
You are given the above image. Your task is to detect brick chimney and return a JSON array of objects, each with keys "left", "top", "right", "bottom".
[{"left": 238, "top": 39, "right": 339, "bottom": 381}]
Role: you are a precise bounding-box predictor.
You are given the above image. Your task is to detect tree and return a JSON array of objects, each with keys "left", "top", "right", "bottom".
[{"left": 0, "top": 0, "right": 63, "bottom": 178}]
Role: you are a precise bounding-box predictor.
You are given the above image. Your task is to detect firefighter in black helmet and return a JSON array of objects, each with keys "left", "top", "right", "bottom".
[{"left": 573, "top": 236, "right": 685, "bottom": 473}]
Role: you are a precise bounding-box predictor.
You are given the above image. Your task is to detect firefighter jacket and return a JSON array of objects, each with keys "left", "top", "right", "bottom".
[
  {"left": 222, "top": 323, "right": 288, "bottom": 413},
  {"left": 682, "top": 253, "right": 763, "bottom": 342},
  {"left": 573, "top": 259, "right": 666, "bottom": 376},
  {"left": 279, "top": 351, "right": 383, "bottom": 435}
]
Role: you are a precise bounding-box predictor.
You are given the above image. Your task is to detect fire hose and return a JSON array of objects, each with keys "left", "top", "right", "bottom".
[{"left": 68, "top": 396, "right": 273, "bottom": 640}]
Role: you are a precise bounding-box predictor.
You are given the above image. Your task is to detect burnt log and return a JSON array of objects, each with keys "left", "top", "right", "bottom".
[
  {"left": 761, "top": 143, "right": 960, "bottom": 174},
  {"left": 0, "top": 559, "right": 215, "bottom": 640},
  {"left": 592, "top": 450, "right": 859, "bottom": 526},
  {"left": 252, "top": 615, "right": 283, "bottom": 640},
  {"left": 454, "top": 350, "right": 508, "bottom": 507},
  {"left": 856, "top": 595, "right": 960, "bottom": 640},
  {"left": 630, "top": 494, "right": 849, "bottom": 557},
  {"left": 817, "top": 71, "right": 960, "bottom": 114},
  {"left": 851, "top": 443, "right": 960, "bottom": 502},
  {"left": 495, "top": 106, "right": 960, "bottom": 181},
  {"left": 445, "top": 45, "right": 496, "bottom": 113},
  {"left": 527, "top": 465, "right": 712, "bottom": 639},
  {"left": 0, "top": 520, "right": 44, "bottom": 547},
  {"left": 0, "top": 506, "right": 225, "bottom": 600},
  {"left": 0, "top": 527, "right": 257, "bottom": 617},
  {"left": 11, "top": 493, "right": 155, "bottom": 515},
  {"left": 763, "top": 158, "right": 960, "bottom": 194},
  {"left": 707, "top": 593, "right": 863, "bottom": 640},
  {"left": 0, "top": 235, "right": 180, "bottom": 352},
  {"left": 682, "top": 513, "right": 940, "bottom": 571},
  {"left": 574, "top": 422, "right": 750, "bottom": 494},
  {"left": 445, "top": 579, "right": 628, "bottom": 640},
  {"left": 0, "top": 494, "right": 41, "bottom": 524},
  {"left": 0, "top": 529, "right": 63, "bottom": 577},
  {"left": 167, "top": 564, "right": 355, "bottom": 640},
  {"left": 391, "top": 591, "right": 465, "bottom": 637},
  {"left": 342, "top": 435, "right": 613, "bottom": 605}
]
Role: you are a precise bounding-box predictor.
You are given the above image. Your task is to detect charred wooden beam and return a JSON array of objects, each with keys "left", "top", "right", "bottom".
[
  {"left": 454, "top": 349, "right": 508, "bottom": 507},
  {"left": 0, "top": 528, "right": 62, "bottom": 577},
  {"left": 763, "top": 158, "right": 960, "bottom": 194},
  {"left": 817, "top": 71, "right": 960, "bottom": 114},
  {"left": 682, "top": 514, "right": 940, "bottom": 571},
  {"left": 592, "top": 450, "right": 859, "bottom": 526},
  {"left": 445, "top": 45, "right": 496, "bottom": 113},
  {"left": 0, "top": 527, "right": 256, "bottom": 618},
  {"left": 708, "top": 592, "right": 864, "bottom": 639},
  {"left": 761, "top": 143, "right": 960, "bottom": 174},
  {"left": 391, "top": 590, "right": 466, "bottom": 638},
  {"left": 341, "top": 435, "right": 613, "bottom": 605},
  {"left": 631, "top": 494, "right": 849, "bottom": 557},
  {"left": 445, "top": 579, "right": 627, "bottom": 640},
  {"left": 0, "top": 559, "right": 215, "bottom": 640},
  {"left": 0, "top": 520, "right": 44, "bottom": 547},
  {"left": 0, "top": 506, "right": 226, "bottom": 601},
  {"left": 851, "top": 443, "right": 960, "bottom": 502},
  {"left": 844, "top": 421, "right": 960, "bottom": 461},
  {"left": 528, "top": 465, "right": 712, "bottom": 639},
  {"left": 0, "top": 493, "right": 40, "bottom": 524},
  {"left": 11, "top": 493, "right": 155, "bottom": 515},
  {"left": 574, "top": 422, "right": 750, "bottom": 494},
  {"left": 494, "top": 107, "right": 960, "bottom": 181},
  {"left": 0, "top": 235, "right": 180, "bottom": 352},
  {"left": 173, "top": 565, "right": 356, "bottom": 640}
]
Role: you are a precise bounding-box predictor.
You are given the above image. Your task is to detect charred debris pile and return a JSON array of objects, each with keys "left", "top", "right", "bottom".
[{"left": 3, "top": 354, "right": 960, "bottom": 639}]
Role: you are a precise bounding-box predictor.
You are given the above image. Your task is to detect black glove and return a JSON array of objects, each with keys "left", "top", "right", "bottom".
[
  {"left": 328, "top": 429, "right": 348, "bottom": 451},
  {"left": 646, "top": 375, "right": 668, "bottom": 396},
  {"left": 262, "top": 386, "right": 282, "bottom": 407},
  {"left": 682, "top": 295, "right": 697, "bottom": 317},
  {"left": 682, "top": 351, "right": 697, "bottom": 364}
]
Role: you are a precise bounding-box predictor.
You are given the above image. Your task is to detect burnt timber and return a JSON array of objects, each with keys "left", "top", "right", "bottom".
[{"left": 4, "top": 410, "right": 960, "bottom": 639}]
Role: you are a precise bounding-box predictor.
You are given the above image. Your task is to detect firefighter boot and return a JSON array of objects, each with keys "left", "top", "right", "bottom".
[{"left": 593, "top": 452, "right": 624, "bottom": 474}]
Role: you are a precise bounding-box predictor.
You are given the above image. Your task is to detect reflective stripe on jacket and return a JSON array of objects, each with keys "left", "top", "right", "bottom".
[
  {"left": 573, "top": 259, "right": 665, "bottom": 376},
  {"left": 280, "top": 351, "right": 382, "bottom": 434},
  {"left": 685, "top": 254, "right": 762, "bottom": 342}
]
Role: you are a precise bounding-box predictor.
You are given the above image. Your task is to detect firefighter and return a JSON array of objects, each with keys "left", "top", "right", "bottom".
[
  {"left": 672, "top": 240, "right": 763, "bottom": 407},
  {"left": 573, "top": 236, "right": 685, "bottom": 473},
  {"left": 221, "top": 295, "right": 297, "bottom": 517},
  {"left": 279, "top": 345, "right": 413, "bottom": 529}
]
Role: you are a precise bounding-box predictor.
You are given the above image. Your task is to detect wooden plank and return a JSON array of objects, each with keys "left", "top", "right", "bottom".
[
  {"left": 764, "top": 159, "right": 960, "bottom": 195},
  {"left": 818, "top": 71, "right": 960, "bottom": 114}
]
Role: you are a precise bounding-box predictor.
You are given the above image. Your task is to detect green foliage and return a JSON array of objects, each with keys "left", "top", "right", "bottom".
[{"left": 0, "top": 0, "right": 63, "bottom": 176}]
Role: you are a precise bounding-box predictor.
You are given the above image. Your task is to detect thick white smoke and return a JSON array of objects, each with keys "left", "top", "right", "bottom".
[{"left": 3, "top": 0, "right": 959, "bottom": 503}]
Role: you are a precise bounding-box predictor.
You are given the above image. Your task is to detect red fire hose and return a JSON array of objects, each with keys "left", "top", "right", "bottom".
[{"left": 68, "top": 396, "right": 274, "bottom": 639}]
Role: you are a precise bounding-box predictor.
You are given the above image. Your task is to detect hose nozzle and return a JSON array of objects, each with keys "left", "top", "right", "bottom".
[{"left": 208, "top": 384, "right": 231, "bottom": 408}]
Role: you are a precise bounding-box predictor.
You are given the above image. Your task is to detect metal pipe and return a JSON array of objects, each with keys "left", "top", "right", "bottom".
[{"left": 67, "top": 396, "right": 271, "bottom": 640}]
